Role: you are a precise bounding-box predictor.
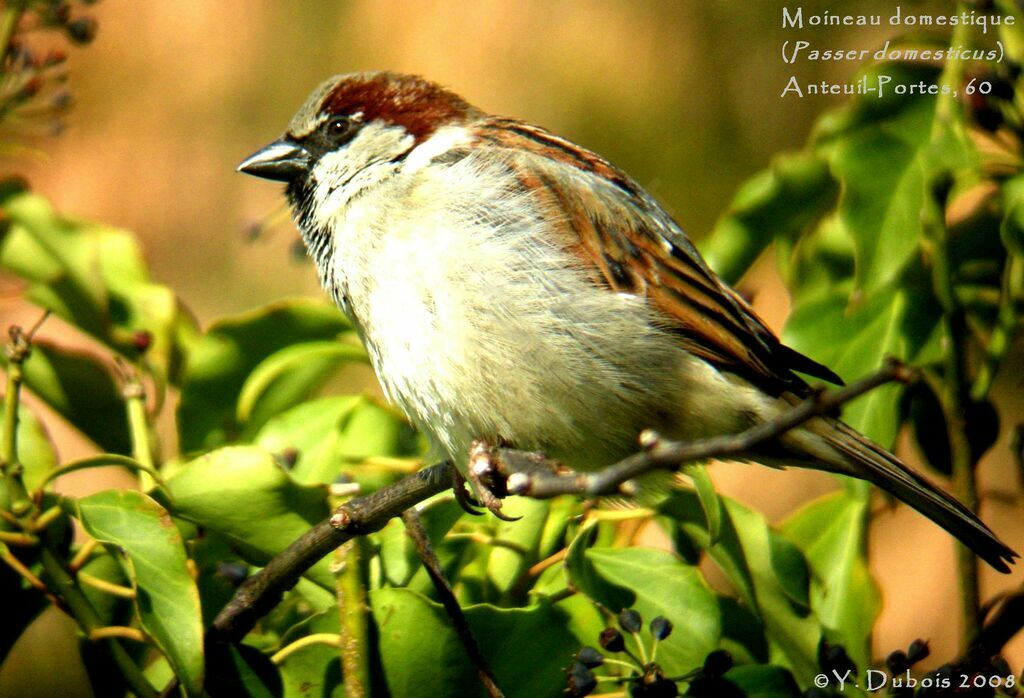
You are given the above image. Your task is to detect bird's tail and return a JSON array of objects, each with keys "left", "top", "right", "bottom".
[{"left": 783, "top": 417, "right": 1017, "bottom": 573}]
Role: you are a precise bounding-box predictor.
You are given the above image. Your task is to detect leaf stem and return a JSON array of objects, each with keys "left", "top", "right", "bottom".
[
  {"left": 40, "top": 545, "right": 158, "bottom": 698},
  {"left": 971, "top": 255, "right": 1024, "bottom": 401},
  {"left": 336, "top": 537, "right": 371, "bottom": 698},
  {"left": 270, "top": 633, "right": 342, "bottom": 665},
  {"left": 2, "top": 325, "right": 37, "bottom": 518}
]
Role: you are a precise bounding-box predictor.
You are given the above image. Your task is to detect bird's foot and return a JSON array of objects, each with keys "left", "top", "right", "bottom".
[
  {"left": 451, "top": 465, "right": 484, "bottom": 516},
  {"left": 467, "top": 440, "right": 520, "bottom": 522}
]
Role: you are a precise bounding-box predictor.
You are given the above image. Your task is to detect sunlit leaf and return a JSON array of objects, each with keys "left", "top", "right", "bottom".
[
  {"left": 781, "top": 492, "right": 880, "bottom": 671},
  {"left": 164, "top": 446, "right": 332, "bottom": 587},
  {"left": 782, "top": 287, "right": 942, "bottom": 446},
  {"left": 371, "top": 588, "right": 576, "bottom": 697},
  {"left": 660, "top": 490, "right": 822, "bottom": 686},
  {"left": 177, "top": 299, "right": 351, "bottom": 451},
  {"left": 705, "top": 152, "right": 838, "bottom": 284},
  {"left": 5, "top": 341, "right": 130, "bottom": 454},
  {"left": 70, "top": 490, "right": 204, "bottom": 696}
]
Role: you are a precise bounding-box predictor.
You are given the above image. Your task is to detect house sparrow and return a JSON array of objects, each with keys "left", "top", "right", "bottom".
[{"left": 239, "top": 71, "right": 1016, "bottom": 571}]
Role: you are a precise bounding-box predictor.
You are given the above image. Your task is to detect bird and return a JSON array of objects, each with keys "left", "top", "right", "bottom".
[{"left": 238, "top": 71, "right": 1016, "bottom": 572}]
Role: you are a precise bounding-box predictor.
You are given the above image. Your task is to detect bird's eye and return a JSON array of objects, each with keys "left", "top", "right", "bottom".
[{"left": 328, "top": 117, "right": 351, "bottom": 135}]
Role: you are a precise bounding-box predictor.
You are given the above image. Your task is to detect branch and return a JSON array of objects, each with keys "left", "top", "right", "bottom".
[
  {"left": 504, "top": 358, "right": 914, "bottom": 499},
  {"left": 207, "top": 461, "right": 453, "bottom": 645},
  {"left": 184, "top": 359, "right": 910, "bottom": 694},
  {"left": 402, "top": 508, "right": 504, "bottom": 698}
]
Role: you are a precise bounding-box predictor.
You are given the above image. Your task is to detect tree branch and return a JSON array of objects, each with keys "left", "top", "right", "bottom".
[
  {"left": 402, "top": 508, "right": 504, "bottom": 697},
  {"left": 504, "top": 357, "right": 914, "bottom": 499},
  {"left": 187, "top": 359, "right": 912, "bottom": 694},
  {"left": 207, "top": 461, "right": 453, "bottom": 645}
]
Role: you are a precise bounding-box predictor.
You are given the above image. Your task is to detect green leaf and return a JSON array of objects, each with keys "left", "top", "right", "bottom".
[
  {"left": 781, "top": 492, "right": 880, "bottom": 671},
  {"left": 813, "top": 61, "right": 975, "bottom": 296},
  {"left": 377, "top": 496, "right": 466, "bottom": 588},
  {"left": 237, "top": 341, "right": 367, "bottom": 422},
  {"left": 724, "top": 665, "right": 801, "bottom": 697},
  {"left": 164, "top": 446, "right": 332, "bottom": 587},
  {"left": 177, "top": 299, "right": 351, "bottom": 451},
  {"left": 782, "top": 287, "right": 942, "bottom": 446},
  {"left": 687, "top": 465, "right": 722, "bottom": 544},
  {"left": 660, "top": 490, "right": 822, "bottom": 686},
  {"left": 370, "top": 588, "right": 577, "bottom": 698},
  {"left": 70, "top": 490, "right": 204, "bottom": 696},
  {"left": 1000, "top": 173, "right": 1024, "bottom": 257},
  {"left": 568, "top": 544, "right": 720, "bottom": 674},
  {"left": 705, "top": 152, "right": 838, "bottom": 284},
  {"left": 254, "top": 395, "right": 364, "bottom": 484},
  {"left": 486, "top": 497, "right": 550, "bottom": 596},
  {"left": 275, "top": 611, "right": 342, "bottom": 698},
  {"left": 7, "top": 341, "right": 131, "bottom": 454},
  {"left": 0, "top": 191, "right": 196, "bottom": 384},
  {"left": 255, "top": 395, "right": 416, "bottom": 488}
]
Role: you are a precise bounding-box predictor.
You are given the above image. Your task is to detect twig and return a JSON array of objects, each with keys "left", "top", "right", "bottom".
[
  {"left": 402, "top": 508, "right": 504, "bottom": 698},
  {"left": 506, "top": 358, "right": 914, "bottom": 499},
  {"left": 207, "top": 461, "right": 453, "bottom": 645}
]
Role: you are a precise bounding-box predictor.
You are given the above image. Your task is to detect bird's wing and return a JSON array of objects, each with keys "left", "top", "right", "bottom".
[{"left": 470, "top": 117, "right": 842, "bottom": 395}]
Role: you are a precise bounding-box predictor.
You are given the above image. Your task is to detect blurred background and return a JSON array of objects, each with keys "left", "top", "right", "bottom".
[{"left": 1, "top": 1, "right": 1021, "bottom": 695}]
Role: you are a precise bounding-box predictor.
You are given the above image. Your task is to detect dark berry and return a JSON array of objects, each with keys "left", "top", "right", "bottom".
[
  {"left": 618, "top": 609, "right": 642, "bottom": 633},
  {"left": 577, "top": 647, "right": 604, "bottom": 668},
  {"left": 566, "top": 661, "right": 597, "bottom": 697},
  {"left": 906, "top": 639, "right": 930, "bottom": 665},
  {"left": 215, "top": 561, "right": 248, "bottom": 585},
  {"left": 599, "top": 627, "right": 625, "bottom": 653},
  {"left": 886, "top": 649, "right": 908, "bottom": 674},
  {"left": 650, "top": 616, "right": 673, "bottom": 641}
]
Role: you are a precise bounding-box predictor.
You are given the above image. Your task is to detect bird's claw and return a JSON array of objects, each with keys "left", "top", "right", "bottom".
[
  {"left": 467, "top": 440, "right": 520, "bottom": 522},
  {"left": 451, "top": 466, "right": 485, "bottom": 516}
]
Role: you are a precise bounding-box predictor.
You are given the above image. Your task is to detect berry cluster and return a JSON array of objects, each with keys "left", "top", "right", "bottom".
[{"left": 566, "top": 608, "right": 739, "bottom": 697}]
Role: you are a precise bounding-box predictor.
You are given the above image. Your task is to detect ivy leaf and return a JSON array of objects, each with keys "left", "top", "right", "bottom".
[
  {"left": 0, "top": 191, "right": 196, "bottom": 384},
  {"left": 660, "top": 490, "right": 823, "bottom": 686},
  {"left": 782, "top": 492, "right": 880, "bottom": 671},
  {"left": 69, "top": 490, "right": 204, "bottom": 696},
  {"left": 567, "top": 542, "right": 720, "bottom": 674},
  {"left": 782, "top": 287, "right": 942, "bottom": 446},
  {"left": 176, "top": 299, "right": 351, "bottom": 451},
  {"left": 164, "top": 446, "right": 332, "bottom": 587},
  {"left": 370, "top": 588, "right": 576, "bottom": 697},
  {"left": 704, "top": 152, "right": 838, "bottom": 284},
  {"left": 4, "top": 341, "right": 131, "bottom": 454}
]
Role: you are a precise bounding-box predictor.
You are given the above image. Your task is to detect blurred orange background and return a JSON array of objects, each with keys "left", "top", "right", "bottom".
[{"left": 1, "top": 1, "right": 1021, "bottom": 695}]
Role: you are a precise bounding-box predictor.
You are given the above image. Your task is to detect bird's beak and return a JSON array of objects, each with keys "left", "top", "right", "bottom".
[{"left": 237, "top": 138, "right": 311, "bottom": 182}]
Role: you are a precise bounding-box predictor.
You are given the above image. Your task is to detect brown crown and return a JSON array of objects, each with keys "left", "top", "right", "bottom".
[{"left": 321, "top": 72, "right": 480, "bottom": 143}]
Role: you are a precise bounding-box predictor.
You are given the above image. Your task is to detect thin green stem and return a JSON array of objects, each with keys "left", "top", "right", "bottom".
[
  {"left": 121, "top": 367, "right": 156, "bottom": 491},
  {"left": 2, "top": 333, "right": 33, "bottom": 517},
  {"left": 922, "top": 2, "right": 984, "bottom": 647},
  {"left": 971, "top": 255, "right": 1024, "bottom": 401},
  {"left": 336, "top": 537, "right": 370, "bottom": 698},
  {"left": 40, "top": 546, "right": 158, "bottom": 698},
  {"left": 0, "top": 3, "right": 22, "bottom": 64}
]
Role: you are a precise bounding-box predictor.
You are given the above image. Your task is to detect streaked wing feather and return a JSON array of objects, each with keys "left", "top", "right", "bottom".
[{"left": 472, "top": 118, "right": 842, "bottom": 395}]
